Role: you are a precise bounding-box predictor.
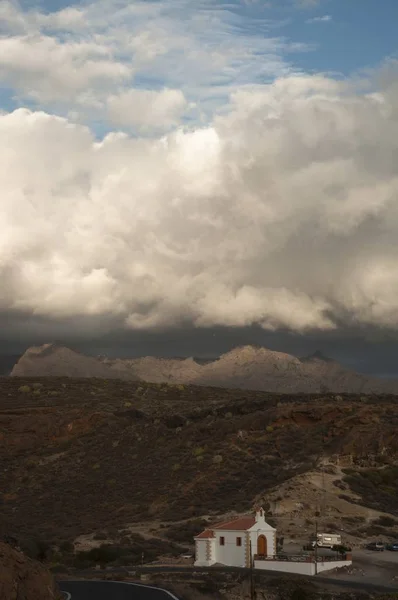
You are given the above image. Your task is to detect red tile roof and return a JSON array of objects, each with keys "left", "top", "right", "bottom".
[
  {"left": 195, "top": 512, "right": 264, "bottom": 539},
  {"left": 195, "top": 529, "right": 215, "bottom": 539},
  {"left": 212, "top": 516, "right": 256, "bottom": 531}
]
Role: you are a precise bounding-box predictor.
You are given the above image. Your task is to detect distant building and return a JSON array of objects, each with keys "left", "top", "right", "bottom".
[{"left": 194, "top": 507, "right": 276, "bottom": 567}]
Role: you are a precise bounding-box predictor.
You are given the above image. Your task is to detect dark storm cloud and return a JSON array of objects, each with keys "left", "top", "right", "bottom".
[{"left": 1, "top": 310, "right": 398, "bottom": 377}]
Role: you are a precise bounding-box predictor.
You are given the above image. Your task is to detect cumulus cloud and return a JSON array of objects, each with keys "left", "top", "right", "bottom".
[
  {"left": 0, "top": 34, "right": 131, "bottom": 103},
  {"left": 107, "top": 88, "right": 189, "bottom": 132},
  {"left": 2, "top": 67, "right": 398, "bottom": 334}
]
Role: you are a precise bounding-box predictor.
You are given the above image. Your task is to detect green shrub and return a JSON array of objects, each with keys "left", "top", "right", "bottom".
[
  {"left": 18, "top": 385, "right": 31, "bottom": 393},
  {"left": 19, "top": 538, "right": 50, "bottom": 562},
  {"left": 344, "top": 466, "right": 398, "bottom": 515},
  {"left": 192, "top": 447, "right": 205, "bottom": 457},
  {"left": 165, "top": 519, "right": 208, "bottom": 544},
  {"left": 374, "top": 515, "right": 397, "bottom": 528},
  {"left": 79, "top": 544, "right": 122, "bottom": 563},
  {"left": 50, "top": 564, "right": 67, "bottom": 573},
  {"left": 60, "top": 540, "right": 74, "bottom": 553}
]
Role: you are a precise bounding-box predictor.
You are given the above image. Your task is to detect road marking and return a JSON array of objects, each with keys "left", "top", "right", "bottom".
[
  {"left": 62, "top": 580, "right": 179, "bottom": 600},
  {"left": 113, "top": 580, "right": 180, "bottom": 600}
]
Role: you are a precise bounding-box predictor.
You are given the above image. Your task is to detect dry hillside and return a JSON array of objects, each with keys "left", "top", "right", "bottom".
[{"left": 1, "top": 376, "right": 398, "bottom": 562}]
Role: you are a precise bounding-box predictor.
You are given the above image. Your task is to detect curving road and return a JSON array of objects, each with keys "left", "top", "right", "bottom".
[
  {"left": 59, "top": 581, "right": 180, "bottom": 600},
  {"left": 59, "top": 573, "right": 398, "bottom": 599}
]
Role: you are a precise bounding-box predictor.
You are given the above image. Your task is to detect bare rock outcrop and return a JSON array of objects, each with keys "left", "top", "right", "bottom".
[{"left": 0, "top": 541, "right": 61, "bottom": 600}]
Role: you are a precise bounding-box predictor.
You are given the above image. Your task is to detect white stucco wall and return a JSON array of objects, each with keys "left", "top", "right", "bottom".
[
  {"left": 254, "top": 559, "right": 352, "bottom": 576},
  {"left": 194, "top": 540, "right": 208, "bottom": 565},
  {"left": 194, "top": 539, "right": 217, "bottom": 566},
  {"left": 248, "top": 511, "right": 276, "bottom": 559},
  {"left": 213, "top": 530, "right": 247, "bottom": 567},
  {"left": 255, "top": 560, "right": 314, "bottom": 575}
]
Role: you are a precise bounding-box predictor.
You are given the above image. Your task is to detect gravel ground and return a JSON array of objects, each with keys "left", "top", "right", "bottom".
[{"left": 283, "top": 542, "right": 398, "bottom": 588}]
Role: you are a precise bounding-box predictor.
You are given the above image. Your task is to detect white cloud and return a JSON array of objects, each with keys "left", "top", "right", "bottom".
[
  {"left": 2, "top": 1, "right": 398, "bottom": 337},
  {"left": 307, "top": 15, "right": 332, "bottom": 23},
  {"left": 0, "top": 34, "right": 131, "bottom": 103},
  {"left": 107, "top": 88, "right": 189, "bottom": 132},
  {"left": 2, "top": 67, "right": 398, "bottom": 334},
  {"left": 35, "top": 7, "right": 88, "bottom": 30},
  {"left": 0, "top": 0, "right": 309, "bottom": 126}
]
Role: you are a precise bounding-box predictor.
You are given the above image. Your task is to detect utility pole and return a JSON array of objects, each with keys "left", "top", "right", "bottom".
[
  {"left": 249, "top": 540, "right": 255, "bottom": 600},
  {"left": 314, "top": 517, "right": 318, "bottom": 575}
]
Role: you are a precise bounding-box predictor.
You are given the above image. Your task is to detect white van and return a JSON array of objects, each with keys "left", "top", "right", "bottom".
[{"left": 311, "top": 533, "right": 342, "bottom": 548}]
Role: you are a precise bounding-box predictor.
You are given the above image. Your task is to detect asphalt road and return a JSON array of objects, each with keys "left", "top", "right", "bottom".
[
  {"left": 60, "top": 581, "right": 179, "bottom": 600},
  {"left": 58, "top": 569, "right": 398, "bottom": 599}
]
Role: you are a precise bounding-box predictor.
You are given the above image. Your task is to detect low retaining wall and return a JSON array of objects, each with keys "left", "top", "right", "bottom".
[{"left": 254, "top": 559, "right": 352, "bottom": 576}]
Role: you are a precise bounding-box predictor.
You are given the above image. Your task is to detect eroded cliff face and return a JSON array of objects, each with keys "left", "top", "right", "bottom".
[{"left": 0, "top": 541, "right": 61, "bottom": 600}]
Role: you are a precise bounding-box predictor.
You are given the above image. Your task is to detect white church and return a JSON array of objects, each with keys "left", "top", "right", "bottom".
[
  {"left": 194, "top": 506, "right": 353, "bottom": 576},
  {"left": 194, "top": 507, "right": 276, "bottom": 567}
]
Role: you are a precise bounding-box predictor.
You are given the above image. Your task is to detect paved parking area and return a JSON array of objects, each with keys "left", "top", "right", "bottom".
[{"left": 283, "top": 543, "right": 398, "bottom": 587}]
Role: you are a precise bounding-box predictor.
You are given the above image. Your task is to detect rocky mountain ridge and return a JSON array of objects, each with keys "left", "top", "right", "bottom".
[{"left": 10, "top": 342, "right": 398, "bottom": 393}]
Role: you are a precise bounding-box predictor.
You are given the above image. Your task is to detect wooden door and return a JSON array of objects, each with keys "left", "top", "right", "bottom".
[{"left": 257, "top": 535, "right": 267, "bottom": 556}]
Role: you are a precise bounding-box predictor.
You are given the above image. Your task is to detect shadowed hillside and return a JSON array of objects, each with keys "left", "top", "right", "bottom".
[{"left": 1, "top": 377, "right": 398, "bottom": 547}]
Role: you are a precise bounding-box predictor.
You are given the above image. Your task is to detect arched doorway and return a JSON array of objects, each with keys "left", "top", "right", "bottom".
[{"left": 257, "top": 535, "right": 267, "bottom": 557}]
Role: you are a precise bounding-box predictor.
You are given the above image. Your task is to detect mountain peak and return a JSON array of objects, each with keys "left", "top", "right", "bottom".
[
  {"left": 301, "top": 350, "right": 333, "bottom": 363},
  {"left": 11, "top": 343, "right": 115, "bottom": 378}
]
